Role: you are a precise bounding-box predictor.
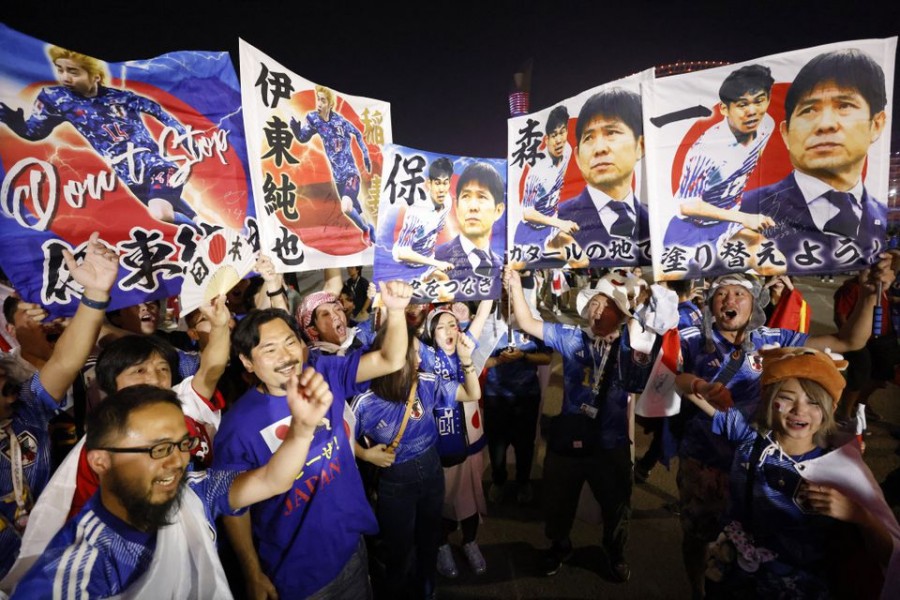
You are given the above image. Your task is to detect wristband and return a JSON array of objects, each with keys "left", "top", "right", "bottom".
[
  {"left": 459, "top": 362, "right": 473, "bottom": 368},
  {"left": 690, "top": 378, "right": 702, "bottom": 396},
  {"left": 80, "top": 295, "right": 110, "bottom": 310},
  {"left": 266, "top": 286, "right": 287, "bottom": 298}
]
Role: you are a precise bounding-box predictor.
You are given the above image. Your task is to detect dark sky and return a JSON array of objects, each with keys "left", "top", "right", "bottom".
[{"left": 4, "top": 1, "right": 898, "bottom": 157}]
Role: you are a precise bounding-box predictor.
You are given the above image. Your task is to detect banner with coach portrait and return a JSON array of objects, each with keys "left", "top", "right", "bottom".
[
  {"left": 506, "top": 70, "right": 653, "bottom": 271},
  {"left": 644, "top": 37, "right": 897, "bottom": 281},
  {"left": 239, "top": 40, "right": 390, "bottom": 274},
  {"left": 0, "top": 24, "right": 253, "bottom": 315},
  {"left": 374, "top": 143, "right": 506, "bottom": 303}
]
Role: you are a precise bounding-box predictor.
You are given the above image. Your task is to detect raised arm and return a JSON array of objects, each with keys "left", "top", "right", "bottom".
[
  {"left": 454, "top": 333, "right": 481, "bottom": 402},
  {"left": 466, "top": 299, "right": 493, "bottom": 340},
  {"left": 254, "top": 254, "right": 288, "bottom": 311},
  {"left": 228, "top": 366, "right": 333, "bottom": 508},
  {"left": 806, "top": 254, "right": 895, "bottom": 353},
  {"left": 322, "top": 267, "right": 344, "bottom": 297},
  {"left": 503, "top": 267, "right": 544, "bottom": 340},
  {"left": 191, "top": 295, "right": 231, "bottom": 399},
  {"left": 356, "top": 281, "right": 412, "bottom": 382},
  {"left": 40, "top": 233, "right": 119, "bottom": 401}
]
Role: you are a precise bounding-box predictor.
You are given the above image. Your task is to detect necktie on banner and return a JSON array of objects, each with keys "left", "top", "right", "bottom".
[
  {"left": 822, "top": 190, "right": 861, "bottom": 238},
  {"left": 472, "top": 249, "right": 493, "bottom": 277},
  {"left": 635, "top": 328, "right": 681, "bottom": 418},
  {"left": 608, "top": 201, "right": 636, "bottom": 237}
]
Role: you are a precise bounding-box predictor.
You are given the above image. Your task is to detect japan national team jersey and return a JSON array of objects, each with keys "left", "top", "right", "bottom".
[
  {"left": 483, "top": 330, "right": 548, "bottom": 399},
  {"left": 393, "top": 202, "right": 450, "bottom": 265},
  {"left": 212, "top": 352, "right": 377, "bottom": 598},
  {"left": 678, "top": 325, "right": 808, "bottom": 469},
  {"left": 1, "top": 374, "right": 59, "bottom": 578},
  {"left": 522, "top": 145, "right": 571, "bottom": 226},
  {"left": 294, "top": 111, "right": 368, "bottom": 184},
  {"left": 12, "top": 470, "right": 240, "bottom": 600},
  {"left": 22, "top": 86, "right": 186, "bottom": 193},
  {"left": 541, "top": 322, "right": 630, "bottom": 450},
  {"left": 352, "top": 372, "right": 457, "bottom": 464},
  {"left": 713, "top": 409, "right": 832, "bottom": 568},
  {"left": 674, "top": 115, "right": 774, "bottom": 226}
]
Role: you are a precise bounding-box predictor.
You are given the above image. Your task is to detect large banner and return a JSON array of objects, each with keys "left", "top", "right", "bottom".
[
  {"left": 240, "top": 40, "right": 390, "bottom": 273},
  {"left": 645, "top": 38, "right": 897, "bottom": 280},
  {"left": 506, "top": 71, "right": 653, "bottom": 271},
  {"left": 374, "top": 144, "right": 506, "bottom": 302},
  {"left": 0, "top": 24, "right": 253, "bottom": 315}
]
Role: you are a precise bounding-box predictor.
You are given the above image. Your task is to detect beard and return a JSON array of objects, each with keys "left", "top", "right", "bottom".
[{"left": 106, "top": 467, "right": 187, "bottom": 531}]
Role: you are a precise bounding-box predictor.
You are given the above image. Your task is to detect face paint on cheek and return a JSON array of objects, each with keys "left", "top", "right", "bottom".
[{"left": 773, "top": 401, "right": 789, "bottom": 414}]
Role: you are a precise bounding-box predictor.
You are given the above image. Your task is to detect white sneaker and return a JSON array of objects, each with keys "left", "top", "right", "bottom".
[
  {"left": 436, "top": 543, "right": 458, "bottom": 578},
  {"left": 463, "top": 541, "right": 487, "bottom": 575}
]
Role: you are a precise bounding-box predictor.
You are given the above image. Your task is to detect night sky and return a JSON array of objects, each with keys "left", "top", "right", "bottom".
[{"left": 4, "top": 1, "right": 898, "bottom": 157}]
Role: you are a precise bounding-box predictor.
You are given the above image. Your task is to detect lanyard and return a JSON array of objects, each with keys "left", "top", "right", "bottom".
[
  {"left": 1, "top": 420, "right": 31, "bottom": 534},
  {"left": 589, "top": 338, "right": 612, "bottom": 397}
]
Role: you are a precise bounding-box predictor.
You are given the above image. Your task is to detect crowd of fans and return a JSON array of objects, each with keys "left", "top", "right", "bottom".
[{"left": 0, "top": 242, "right": 899, "bottom": 599}]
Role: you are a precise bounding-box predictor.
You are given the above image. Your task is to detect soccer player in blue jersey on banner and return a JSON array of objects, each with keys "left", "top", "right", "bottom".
[
  {"left": 511, "top": 105, "right": 586, "bottom": 268},
  {"left": 291, "top": 85, "right": 375, "bottom": 244},
  {"left": 663, "top": 65, "right": 779, "bottom": 276},
  {"left": 0, "top": 46, "right": 198, "bottom": 228}
]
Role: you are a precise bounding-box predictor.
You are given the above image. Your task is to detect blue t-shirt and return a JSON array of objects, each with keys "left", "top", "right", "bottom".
[
  {"left": 352, "top": 372, "right": 457, "bottom": 464},
  {"left": 483, "top": 331, "right": 549, "bottom": 400},
  {"left": 12, "top": 470, "right": 239, "bottom": 599},
  {"left": 1, "top": 374, "right": 60, "bottom": 578},
  {"left": 678, "top": 326, "right": 808, "bottom": 470},
  {"left": 212, "top": 352, "right": 377, "bottom": 598},
  {"left": 713, "top": 409, "right": 833, "bottom": 569},
  {"left": 677, "top": 300, "right": 702, "bottom": 331},
  {"left": 542, "top": 322, "right": 630, "bottom": 450}
]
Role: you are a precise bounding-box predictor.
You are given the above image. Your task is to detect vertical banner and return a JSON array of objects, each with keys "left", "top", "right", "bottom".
[
  {"left": 645, "top": 38, "right": 896, "bottom": 280},
  {"left": 239, "top": 39, "right": 390, "bottom": 273},
  {"left": 506, "top": 70, "right": 653, "bottom": 271},
  {"left": 0, "top": 24, "right": 253, "bottom": 315},
  {"left": 374, "top": 144, "right": 506, "bottom": 302}
]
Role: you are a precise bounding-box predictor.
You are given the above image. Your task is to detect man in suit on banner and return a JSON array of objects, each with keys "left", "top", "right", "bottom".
[
  {"left": 740, "top": 49, "right": 888, "bottom": 275},
  {"left": 558, "top": 88, "right": 650, "bottom": 267},
  {"left": 435, "top": 162, "right": 505, "bottom": 297}
]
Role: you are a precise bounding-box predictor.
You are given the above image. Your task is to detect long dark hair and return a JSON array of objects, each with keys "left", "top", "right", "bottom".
[{"left": 369, "top": 325, "right": 418, "bottom": 404}]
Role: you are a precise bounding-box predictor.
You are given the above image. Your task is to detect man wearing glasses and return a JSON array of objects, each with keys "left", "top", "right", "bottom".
[{"left": 10, "top": 376, "right": 333, "bottom": 599}]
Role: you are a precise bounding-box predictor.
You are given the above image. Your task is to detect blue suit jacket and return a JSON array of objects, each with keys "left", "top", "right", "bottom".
[
  {"left": 434, "top": 235, "right": 501, "bottom": 298},
  {"left": 740, "top": 173, "right": 885, "bottom": 273},
  {"left": 557, "top": 187, "right": 651, "bottom": 266}
]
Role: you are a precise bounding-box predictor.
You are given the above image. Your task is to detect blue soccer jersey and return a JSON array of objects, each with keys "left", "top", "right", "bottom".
[
  {"left": 352, "top": 372, "right": 457, "bottom": 464},
  {"left": 1, "top": 374, "right": 60, "bottom": 579},
  {"left": 674, "top": 116, "right": 773, "bottom": 225},
  {"left": 678, "top": 325, "right": 808, "bottom": 470},
  {"left": 713, "top": 409, "right": 833, "bottom": 570},
  {"left": 212, "top": 352, "right": 377, "bottom": 598},
  {"left": 14, "top": 85, "right": 188, "bottom": 204},
  {"left": 393, "top": 203, "right": 450, "bottom": 265},
  {"left": 542, "top": 322, "right": 630, "bottom": 450},
  {"left": 12, "top": 469, "right": 240, "bottom": 599},
  {"left": 291, "top": 111, "right": 369, "bottom": 200},
  {"left": 483, "top": 330, "right": 549, "bottom": 400}
]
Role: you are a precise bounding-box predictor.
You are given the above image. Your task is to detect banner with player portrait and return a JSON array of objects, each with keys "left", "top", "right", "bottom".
[
  {"left": 644, "top": 37, "right": 897, "bottom": 281},
  {"left": 0, "top": 23, "right": 254, "bottom": 315},
  {"left": 374, "top": 144, "right": 506, "bottom": 302},
  {"left": 239, "top": 40, "right": 390, "bottom": 273},
  {"left": 506, "top": 70, "right": 653, "bottom": 271}
]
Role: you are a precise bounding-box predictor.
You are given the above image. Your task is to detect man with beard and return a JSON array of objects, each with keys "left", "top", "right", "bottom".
[
  {"left": 505, "top": 267, "right": 638, "bottom": 582},
  {"left": 214, "top": 281, "right": 412, "bottom": 599},
  {"left": 670, "top": 255, "right": 895, "bottom": 598},
  {"left": 11, "top": 375, "right": 333, "bottom": 599}
]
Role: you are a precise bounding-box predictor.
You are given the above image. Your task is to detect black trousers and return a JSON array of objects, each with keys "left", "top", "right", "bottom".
[
  {"left": 483, "top": 393, "right": 541, "bottom": 486},
  {"left": 542, "top": 445, "right": 633, "bottom": 561}
]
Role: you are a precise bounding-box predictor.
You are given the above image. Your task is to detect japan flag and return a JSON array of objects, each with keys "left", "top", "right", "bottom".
[{"left": 259, "top": 416, "right": 293, "bottom": 453}]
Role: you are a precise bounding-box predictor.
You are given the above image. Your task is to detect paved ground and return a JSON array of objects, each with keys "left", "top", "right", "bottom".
[{"left": 433, "top": 275, "right": 900, "bottom": 599}]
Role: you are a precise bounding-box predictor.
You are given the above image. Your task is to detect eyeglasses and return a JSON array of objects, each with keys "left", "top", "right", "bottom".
[{"left": 98, "top": 436, "right": 200, "bottom": 460}]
